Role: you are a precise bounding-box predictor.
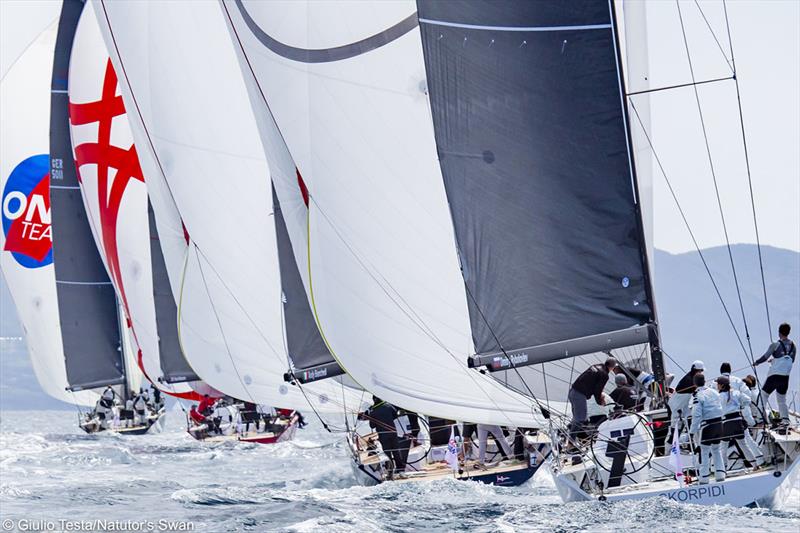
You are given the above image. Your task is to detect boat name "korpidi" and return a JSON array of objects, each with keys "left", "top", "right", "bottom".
[{"left": 659, "top": 485, "right": 725, "bottom": 501}]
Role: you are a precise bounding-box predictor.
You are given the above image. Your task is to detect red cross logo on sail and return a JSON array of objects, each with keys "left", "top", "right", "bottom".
[{"left": 69, "top": 59, "right": 144, "bottom": 314}]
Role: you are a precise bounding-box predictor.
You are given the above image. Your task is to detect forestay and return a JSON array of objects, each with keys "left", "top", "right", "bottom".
[
  {"left": 93, "top": 0, "right": 363, "bottom": 413},
  {"left": 0, "top": 14, "right": 95, "bottom": 406},
  {"left": 222, "top": 0, "right": 554, "bottom": 426}
]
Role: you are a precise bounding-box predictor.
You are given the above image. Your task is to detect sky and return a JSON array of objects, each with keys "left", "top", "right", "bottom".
[
  {"left": 1, "top": 0, "right": 799, "bottom": 255},
  {"left": 629, "top": 0, "right": 800, "bottom": 254}
]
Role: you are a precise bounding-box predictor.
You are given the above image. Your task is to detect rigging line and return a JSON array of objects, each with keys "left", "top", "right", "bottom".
[
  {"left": 676, "top": 0, "right": 757, "bottom": 367},
  {"left": 459, "top": 280, "right": 550, "bottom": 422},
  {"left": 192, "top": 246, "right": 257, "bottom": 406},
  {"left": 625, "top": 75, "right": 733, "bottom": 97},
  {"left": 629, "top": 101, "right": 749, "bottom": 360},
  {"left": 275, "top": 285, "right": 340, "bottom": 432},
  {"left": 660, "top": 348, "right": 687, "bottom": 375},
  {"left": 188, "top": 245, "right": 355, "bottom": 418},
  {"left": 691, "top": 0, "right": 735, "bottom": 73},
  {"left": 307, "top": 199, "right": 528, "bottom": 428},
  {"left": 722, "top": 0, "right": 773, "bottom": 343},
  {"left": 190, "top": 243, "right": 357, "bottom": 421},
  {"left": 293, "top": 378, "right": 347, "bottom": 433}
]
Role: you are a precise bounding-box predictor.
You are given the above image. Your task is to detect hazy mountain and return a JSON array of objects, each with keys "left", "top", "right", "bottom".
[
  {"left": 655, "top": 245, "right": 799, "bottom": 394},
  {"left": 1, "top": 244, "right": 798, "bottom": 410}
]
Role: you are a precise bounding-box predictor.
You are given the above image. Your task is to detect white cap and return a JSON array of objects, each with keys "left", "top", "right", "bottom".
[{"left": 691, "top": 360, "right": 705, "bottom": 370}]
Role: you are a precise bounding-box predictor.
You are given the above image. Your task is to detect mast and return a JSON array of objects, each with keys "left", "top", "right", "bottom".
[
  {"left": 117, "top": 297, "right": 130, "bottom": 401},
  {"left": 609, "top": 0, "right": 664, "bottom": 388}
]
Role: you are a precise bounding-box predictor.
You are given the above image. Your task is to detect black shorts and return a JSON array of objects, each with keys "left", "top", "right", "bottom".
[
  {"left": 700, "top": 418, "right": 724, "bottom": 445},
  {"left": 722, "top": 414, "right": 746, "bottom": 440},
  {"left": 762, "top": 374, "right": 790, "bottom": 395}
]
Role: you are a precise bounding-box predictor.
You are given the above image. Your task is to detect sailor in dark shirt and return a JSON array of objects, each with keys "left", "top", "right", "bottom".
[
  {"left": 568, "top": 357, "right": 617, "bottom": 438},
  {"left": 358, "top": 396, "right": 409, "bottom": 474},
  {"left": 610, "top": 373, "right": 638, "bottom": 411},
  {"left": 664, "top": 360, "right": 704, "bottom": 452}
]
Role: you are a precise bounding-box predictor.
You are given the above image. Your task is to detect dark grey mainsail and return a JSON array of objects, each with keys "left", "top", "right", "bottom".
[
  {"left": 417, "top": 0, "right": 658, "bottom": 370},
  {"left": 149, "top": 203, "right": 198, "bottom": 384},
  {"left": 273, "top": 187, "right": 344, "bottom": 384},
  {"left": 50, "top": 0, "right": 125, "bottom": 391}
]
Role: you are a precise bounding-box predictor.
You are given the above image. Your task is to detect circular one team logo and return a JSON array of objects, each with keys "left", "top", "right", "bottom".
[{"left": 2, "top": 155, "right": 53, "bottom": 268}]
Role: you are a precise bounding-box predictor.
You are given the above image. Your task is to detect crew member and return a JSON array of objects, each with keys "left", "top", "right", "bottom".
[
  {"left": 719, "top": 362, "right": 762, "bottom": 457},
  {"left": 666, "top": 360, "right": 704, "bottom": 450},
  {"left": 568, "top": 357, "right": 617, "bottom": 439},
  {"left": 754, "top": 323, "right": 795, "bottom": 427},
  {"left": 122, "top": 397, "right": 135, "bottom": 428},
  {"left": 428, "top": 417, "right": 455, "bottom": 447},
  {"left": 133, "top": 391, "right": 148, "bottom": 425},
  {"left": 476, "top": 424, "right": 513, "bottom": 467},
  {"left": 717, "top": 376, "right": 764, "bottom": 469},
  {"left": 151, "top": 386, "right": 163, "bottom": 411},
  {"left": 189, "top": 404, "right": 206, "bottom": 426},
  {"left": 610, "top": 373, "right": 638, "bottom": 411},
  {"left": 198, "top": 394, "right": 215, "bottom": 416},
  {"left": 742, "top": 375, "right": 762, "bottom": 425},
  {"left": 95, "top": 386, "right": 116, "bottom": 429},
  {"left": 690, "top": 374, "right": 725, "bottom": 483},
  {"left": 358, "top": 396, "right": 409, "bottom": 475}
]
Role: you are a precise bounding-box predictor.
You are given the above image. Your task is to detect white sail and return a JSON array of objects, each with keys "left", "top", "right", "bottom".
[
  {"left": 67, "top": 1, "right": 197, "bottom": 399},
  {"left": 222, "top": 0, "right": 550, "bottom": 426},
  {"left": 0, "top": 20, "right": 95, "bottom": 406},
  {"left": 91, "top": 0, "right": 362, "bottom": 414},
  {"left": 619, "top": 0, "right": 655, "bottom": 272},
  {"left": 0, "top": 0, "right": 60, "bottom": 80}
]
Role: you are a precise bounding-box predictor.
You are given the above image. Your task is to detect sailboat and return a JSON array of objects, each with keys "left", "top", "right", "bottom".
[
  {"left": 90, "top": 0, "right": 368, "bottom": 445},
  {"left": 47, "top": 0, "right": 170, "bottom": 435},
  {"left": 221, "top": 0, "right": 553, "bottom": 485},
  {"left": 221, "top": 0, "right": 798, "bottom": 499}
]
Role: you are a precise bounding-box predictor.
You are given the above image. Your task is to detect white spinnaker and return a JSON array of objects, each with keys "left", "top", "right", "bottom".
[
  {"left": 223, "top": 0, "right": 549, "bottom": 426},
  {"left": 0, "top": 22, "right": 95, "bottom": 406},
  {"left": 92, "top": 0, "right": 362, "bottom": 413},
  {"left": 67, "top": 2, "right": 194, "bottom": 398}
]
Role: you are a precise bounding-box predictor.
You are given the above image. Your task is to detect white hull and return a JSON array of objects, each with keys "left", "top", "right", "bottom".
[{"left": 555, "top": 454, "right": 800, "bottom": 508}]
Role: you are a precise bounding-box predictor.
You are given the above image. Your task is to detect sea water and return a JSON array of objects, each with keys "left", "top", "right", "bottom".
[{"left": 0, "top": 410, "right": 798, "bottom": 532}]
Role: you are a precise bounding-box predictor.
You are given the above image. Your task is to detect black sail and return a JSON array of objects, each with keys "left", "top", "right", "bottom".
[
  {"left": 50, "top": 0, "right": 125, "bottom": 391},
  {"left": 273, "top": 187, "right": 344, "bottom": 384},
  {"left": 149, "top": 203, "right": 198, "bottom": 383},
  {"left": 418, "top": 0, "right": 655, "bottom": 367}
]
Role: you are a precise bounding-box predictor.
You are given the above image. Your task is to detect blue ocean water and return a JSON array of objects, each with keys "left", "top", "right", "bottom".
[{"left": 0, "top": 410, "right": 798, "bottom": 532}]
